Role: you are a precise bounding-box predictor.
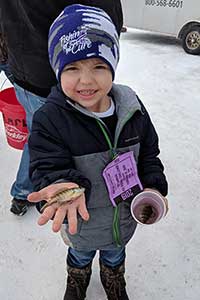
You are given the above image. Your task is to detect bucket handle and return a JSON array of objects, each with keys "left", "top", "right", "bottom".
[{"left": 0, "top": 75, "right": 13, "bottom": 91}]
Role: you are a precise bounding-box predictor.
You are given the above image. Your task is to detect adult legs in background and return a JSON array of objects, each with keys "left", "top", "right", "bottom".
[{"left": 10, "top": 83, "right": 46, "bottom": 215}]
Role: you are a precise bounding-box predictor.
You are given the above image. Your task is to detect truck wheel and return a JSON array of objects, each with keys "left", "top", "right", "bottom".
[{"left": 182, "top": 26, "right": 200, "bottom": 55}]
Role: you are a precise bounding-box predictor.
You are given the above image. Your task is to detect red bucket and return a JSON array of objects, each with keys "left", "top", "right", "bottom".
[{"left": 0, "top": 87, "right": 28, "bottom": 150}]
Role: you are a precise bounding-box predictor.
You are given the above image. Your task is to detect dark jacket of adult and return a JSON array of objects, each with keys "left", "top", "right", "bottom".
[
  {"left": 0, "top": 0, "right": 123, "bottom": 97},
  {"left": 0, "top": 24, "right": 7, "bottom": 64},
  {"left": 28, "top": 83, "right": 168, "bottom": 251}
]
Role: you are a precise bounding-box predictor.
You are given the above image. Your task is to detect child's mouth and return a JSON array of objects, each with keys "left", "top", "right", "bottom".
[{"left": 78, "top": 89, "right": 97, "bottom": 98}]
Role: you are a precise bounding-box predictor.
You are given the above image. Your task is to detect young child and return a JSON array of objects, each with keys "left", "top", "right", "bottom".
[{"left": 28, "top": 4, "right": 168, "bottom": 300}]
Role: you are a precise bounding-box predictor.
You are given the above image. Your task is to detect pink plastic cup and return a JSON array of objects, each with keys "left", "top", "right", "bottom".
[{"left": 130, "top": 190, "right": 168, "bottom": 225}]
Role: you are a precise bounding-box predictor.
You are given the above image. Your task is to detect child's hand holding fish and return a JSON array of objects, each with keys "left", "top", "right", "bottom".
[{"left": 27, "top": 182, "right": 89, "bottom": 234}]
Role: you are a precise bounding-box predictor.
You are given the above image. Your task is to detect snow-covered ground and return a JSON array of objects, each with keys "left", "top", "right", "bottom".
[{"left": 0, "top": 28, "right": 200, "bottom": 300}]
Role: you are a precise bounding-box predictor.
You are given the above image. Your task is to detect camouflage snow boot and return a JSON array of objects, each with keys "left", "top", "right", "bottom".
[
  {"left": 100, "top": 261, "right": 129, "bottom": 300},
  {"left": 63, "top": 262, "right": 92, "bottom": 300}
]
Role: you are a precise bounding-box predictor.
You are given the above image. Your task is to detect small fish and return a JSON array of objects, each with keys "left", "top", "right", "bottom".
[
  {"left": 40, "top": 187, "right": 85, "bottom": 213},
  {"left": 138, "top": 205, "right": 156, "bottom": 224}
]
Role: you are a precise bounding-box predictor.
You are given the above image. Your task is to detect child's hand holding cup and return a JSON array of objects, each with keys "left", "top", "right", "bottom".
[{"left": 130, "top": 188, "right": 168, "bottom": 225}]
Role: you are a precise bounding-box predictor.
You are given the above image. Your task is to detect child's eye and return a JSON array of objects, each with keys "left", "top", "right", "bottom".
[
  {"left": 95, "top": 65, "right": 107, "bottom": 70},
  {"left": 64, "top": 66, "right": 78, "bottom": 71}
]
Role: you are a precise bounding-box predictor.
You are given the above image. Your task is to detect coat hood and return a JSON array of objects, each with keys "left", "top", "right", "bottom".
[{"left": 46, "top": 83, "right": 142, "bottom": 119}]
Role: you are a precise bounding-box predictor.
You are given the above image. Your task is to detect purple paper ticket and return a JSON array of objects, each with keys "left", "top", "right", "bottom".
[{"left": 102, "top": 151, "right": 143, "bottom": 206}]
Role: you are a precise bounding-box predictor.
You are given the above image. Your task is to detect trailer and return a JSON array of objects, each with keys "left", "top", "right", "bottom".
[{"left": 121, "top": 0, "right": 200, "bottom": 54}]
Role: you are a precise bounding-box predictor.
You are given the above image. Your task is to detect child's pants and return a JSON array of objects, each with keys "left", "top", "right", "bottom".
[{"left": 67, "top": 247, "right": 126, "bottom": 268}]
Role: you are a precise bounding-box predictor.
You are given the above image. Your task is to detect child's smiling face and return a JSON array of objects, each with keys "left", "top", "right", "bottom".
[{"left": 60, "top": 58, "right": 113, "bottom": 113}]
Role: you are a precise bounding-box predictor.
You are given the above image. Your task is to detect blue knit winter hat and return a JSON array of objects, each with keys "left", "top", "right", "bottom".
[{"left": 48, "top": 4, "right": 119, "bottom": 81}]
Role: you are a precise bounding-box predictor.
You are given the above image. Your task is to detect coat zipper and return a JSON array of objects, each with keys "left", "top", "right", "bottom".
[{"left": 96, "top": 110, "right": 139, "bottom": 247}]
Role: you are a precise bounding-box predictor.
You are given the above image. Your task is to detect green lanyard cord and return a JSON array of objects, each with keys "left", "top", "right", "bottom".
[
  {"left": 96, "top": 120, "right": 121, "bottom": 246},
  {"left": 113, "top": 207, "right": 121, "bottom": 247},
  {"left": 96, "top": 119, "right": 113, "bottom": 155}
]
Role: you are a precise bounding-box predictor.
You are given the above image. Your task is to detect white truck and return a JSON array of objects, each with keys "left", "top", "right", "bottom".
[{"left": 121, "top": 0, "right": 200, "bottom": 54}]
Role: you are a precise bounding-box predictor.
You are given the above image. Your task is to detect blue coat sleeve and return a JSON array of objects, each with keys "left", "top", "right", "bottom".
[{"left": 137, "top": 102, "right": 168, "bottom": 196}]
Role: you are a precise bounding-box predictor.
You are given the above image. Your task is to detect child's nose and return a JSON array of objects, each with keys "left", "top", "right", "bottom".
[{"left": 79, "top": 69, "right": 93, "bottom": 84}]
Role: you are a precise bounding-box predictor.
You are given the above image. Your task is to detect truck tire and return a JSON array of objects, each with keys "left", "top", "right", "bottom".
[{"left": 182, "top": 25, "right": 200, "bottom": 55}]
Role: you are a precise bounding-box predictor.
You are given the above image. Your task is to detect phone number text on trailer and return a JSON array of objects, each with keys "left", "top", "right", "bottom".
[{"left": 145, "top": 0, "right": 184, "bottom": 8}]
